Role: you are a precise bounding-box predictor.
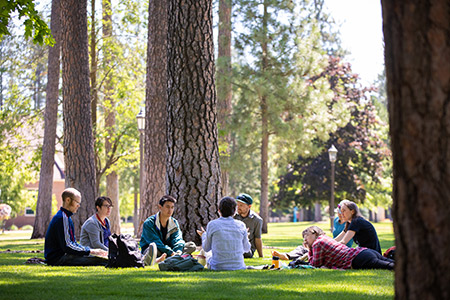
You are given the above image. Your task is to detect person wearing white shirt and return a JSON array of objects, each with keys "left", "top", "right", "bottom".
[{"left": 197, "top": 197, "right": 251, "bottom": 270}]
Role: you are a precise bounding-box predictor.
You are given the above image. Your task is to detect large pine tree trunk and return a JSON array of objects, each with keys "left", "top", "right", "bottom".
[
  {"left": 259, "top": 1, "right": 270, "bottom": 233},
  {"left": 102, "top": 0, "right": 120, "bottom": 234},
  {"left": 217, "top": 0, "right": 233, "bottom": 196},
  {"left": 32, "top": 0, "right": 61, "bottom": 239},
  {"left": 167, "top": 0, "right": 221, "bottom": 244},
  {"left": 90, "top": 0, "right": 97, "bottom": 135},
  {"left": 138, "top": 0, "right": 168, "bottom": 237},
  {"left": 381, "top": 0, "right": 450, "bottom": 298},
  {"left": 61, "top": 0, "right": 97, "bottom": 235}
]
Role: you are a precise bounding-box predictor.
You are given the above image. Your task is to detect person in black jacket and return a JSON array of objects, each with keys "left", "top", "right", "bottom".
[{"left": 44, "top": 188, "right": 108, "bottom": 266}]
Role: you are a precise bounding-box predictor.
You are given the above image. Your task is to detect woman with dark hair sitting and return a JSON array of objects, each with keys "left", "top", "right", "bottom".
[
  {"left": 80, "top": 196, "right": 113, "bottom": 251},
  {"left": 303, "top": 226, "right": 393, "bottom": 270},
  {"left": 197, "top": 197, "right": 251, "bottom": 270},
  {"left": 334, "top": 200, "right": 382, "bottom": 254}
]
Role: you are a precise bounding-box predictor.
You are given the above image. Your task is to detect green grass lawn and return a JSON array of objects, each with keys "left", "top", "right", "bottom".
[{"left": 0, "top": 222, "right": 394, "bottom": 300}]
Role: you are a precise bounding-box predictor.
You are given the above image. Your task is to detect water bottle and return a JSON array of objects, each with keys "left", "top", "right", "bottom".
[{"left": 272, "top": 256, "right": 280, "bottom": 268}]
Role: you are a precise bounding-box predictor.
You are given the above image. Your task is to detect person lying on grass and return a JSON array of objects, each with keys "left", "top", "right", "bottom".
[
  {"left": 271, "top": 245, "right": 308, "bottom": 263},
  {"left": 302, "top": 226, "right": 394, "bottom": 270},
  {"left": 197, "top": 196, "right": 251, "bottom": 270}
]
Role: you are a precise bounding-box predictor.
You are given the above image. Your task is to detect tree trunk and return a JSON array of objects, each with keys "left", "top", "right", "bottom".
[
  {"left": 106, "top": 171, "right": 119, "bottom": 233},
  {"left": 102, "top": 0, "right": 120, "bottom": 234},
  {"left": 217, "top": 0, "right": 233, "bottom": 196},
  {"left": 61, "top": 0, "right": 97, "bottom": 235},
  {"left": 90, "top": 0, "right": 98, "bottom": 150},
  {"left": 314, "top": 201, "right": 322, "bottom": 222},
  {"left": 138, "top": 0, "right": 168, "bottom": 237},
  {"left": 32, "top": 0, "right": 61, "bottom": 239},
  {"left": 167, "top": 0, "right": 221, "bottom": 244},
  {"left": 381, "top": 0, "right": 450, "bottom": 298},
  {"left": 133, "top": 170, "right": 139, "bottom": 235},
  {"left": 259, "top": 0, "right": 269, "bottom": 233}
]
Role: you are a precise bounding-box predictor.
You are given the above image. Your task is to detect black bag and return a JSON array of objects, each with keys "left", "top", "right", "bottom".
[
  {"left": 158, "top": 255, "right": 204, "bottom": 272},
  {"left": 288, "top": 258, "right": 310, "bottom": 268},
  {"left": 106, "top": 234, "right": 144, "bottom": 268}
]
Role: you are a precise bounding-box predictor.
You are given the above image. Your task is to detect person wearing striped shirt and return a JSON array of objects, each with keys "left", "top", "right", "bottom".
[{"left": 44, "top": 188, "right": 108, "bottom": 266}]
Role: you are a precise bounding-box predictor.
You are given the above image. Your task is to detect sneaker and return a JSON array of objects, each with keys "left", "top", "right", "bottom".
[{"left": 143, "top": 242, "right": 157, "bottom": 266}]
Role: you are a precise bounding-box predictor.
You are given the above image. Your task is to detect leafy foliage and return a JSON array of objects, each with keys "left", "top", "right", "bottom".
[
  {"left": 89, "top": 0, "right": 147, "bottom": 218},
  {"left": 0, "top": 29, "right": 46, "bottom": 216},
  {"left": 0, "top": 0, "right": 54, "bottom": 45},
  {"left": 274, "top": 57, "right": 391, "bottom": 209},
  {"left": 228, "top": 0, "right": 346, "bottom": 201}
]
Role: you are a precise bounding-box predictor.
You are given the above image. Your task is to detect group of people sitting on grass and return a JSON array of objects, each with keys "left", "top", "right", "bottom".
[{"left": 44, "top": 188, "right": 394, "bottom": 271}]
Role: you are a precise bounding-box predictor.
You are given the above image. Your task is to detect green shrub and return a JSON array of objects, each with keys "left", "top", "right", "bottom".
[
  {"left": 9, "top": 224, "right": 18, "bottom": 231},
  {"left": 21, "top": 225, "right": 33, "bottom": 230}
]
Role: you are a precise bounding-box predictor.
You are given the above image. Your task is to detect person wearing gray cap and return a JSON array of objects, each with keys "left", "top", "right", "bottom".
[{"left": 234, "top": 193, "right": 264, "bottom": 258}]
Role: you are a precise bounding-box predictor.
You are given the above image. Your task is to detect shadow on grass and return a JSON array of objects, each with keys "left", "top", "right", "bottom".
[{"left": 0, "top": 265, "right": 393, "bottom": 300}]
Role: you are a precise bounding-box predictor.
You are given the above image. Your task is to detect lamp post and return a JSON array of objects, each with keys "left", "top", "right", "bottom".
[
  {"left": 328, "top": 144, "right": 338, "bottom": 232},
  {"left": 136, "top": 109, "right": 145, "bottom": 235}
]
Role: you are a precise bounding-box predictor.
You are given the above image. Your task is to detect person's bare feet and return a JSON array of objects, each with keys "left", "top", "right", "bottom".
[
  {"left": 271, "top": 250, "right": 289, "bottom": 260},
  {"left": 156, "top": 253, "right": 167, "bottom": 263}
]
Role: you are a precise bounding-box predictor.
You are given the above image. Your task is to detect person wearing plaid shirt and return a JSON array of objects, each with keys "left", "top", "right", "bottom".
[{"left": 303, "top": 226, "right": 394, "bottom": 270}]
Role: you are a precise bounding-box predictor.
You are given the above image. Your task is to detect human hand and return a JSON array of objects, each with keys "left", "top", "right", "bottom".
[
  {"left": 196, "top": 226, "right": 205, "bottom": 237},
  {"left": 303, "top": 241, "right": 310, "bottom": 250}
]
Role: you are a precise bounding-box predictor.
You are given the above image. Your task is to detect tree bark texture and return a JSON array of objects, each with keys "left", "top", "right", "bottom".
[
  {"left": 259, "top": 1, "right": 269, "bottom": 233},
  {"left": 167, "top": 0, "right": 221, "bottom": 244},
  {"left": 32, "top": 0, "right": 61, "bottom": 239},
  {"left": 217, "top": 0, "right": 233, "bottom": 196},
  {"left": 314, "top": 201, "right": 322, "bottom": 222},
  {"left": 138, "top": 0, "right": 169, "bottom": 237},
  {"left": 90, "top": 0, "right": 97, "bottom": 137},
  {"left": 381, "top": 0, "right": 450, "bottom": 299},
  {"left": 61, "top": 0, "right": 97, "bottom": 236},
  {"left": 103, "top": 0, "right": 120, "bottom": 234}
]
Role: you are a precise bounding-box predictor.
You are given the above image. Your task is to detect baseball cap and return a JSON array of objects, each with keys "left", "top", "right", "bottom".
[{"left": 236, "top": 193, "right": 253, "bottom": 205}]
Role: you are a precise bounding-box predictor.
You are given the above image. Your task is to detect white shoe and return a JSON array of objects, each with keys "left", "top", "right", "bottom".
[{"left": 143, "top": 242, "right": 157, "bottom": 266}]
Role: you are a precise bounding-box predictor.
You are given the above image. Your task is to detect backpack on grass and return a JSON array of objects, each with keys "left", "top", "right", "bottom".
[
  {"left": 158, "top": 255, "right": 204, "bottom": 272},
  {"left": 106, "top": 234, "right": 144, "bottom": 268},
  {"left": 383, "top": 246, "right": 396, "bottom": 260}
]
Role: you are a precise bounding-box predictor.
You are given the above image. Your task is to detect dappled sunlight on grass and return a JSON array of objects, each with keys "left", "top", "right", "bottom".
[{"left": 0, "top": 222, "right": 395, "bottom": 300}]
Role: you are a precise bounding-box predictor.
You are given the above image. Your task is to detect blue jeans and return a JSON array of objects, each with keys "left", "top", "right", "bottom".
[
  {"left": 352, "top": 249, "right": 394, "bottom": 270},
  {"left": 51, "top": 254, "right": 108, "bottom": 266}
]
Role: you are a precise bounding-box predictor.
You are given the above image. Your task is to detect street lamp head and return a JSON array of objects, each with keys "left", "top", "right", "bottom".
[
  {"left": 328, "top": 144, "right": 338, "bottom": 163},
  {"left": 136, "top": 109, "right": 145, "bottom": 132}
]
